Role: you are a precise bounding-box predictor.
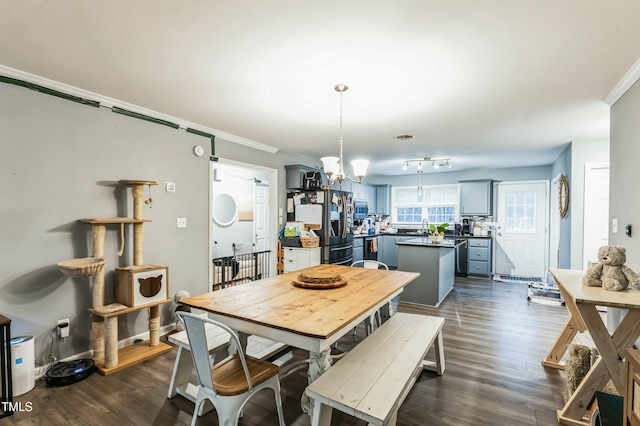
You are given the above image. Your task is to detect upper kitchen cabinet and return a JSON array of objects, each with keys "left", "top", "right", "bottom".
[
  {"left": 375, "top": 184, "right": 392, "bottom": 215},
  {"left": 333, "top": 179, "right": 352, "bottom": 193},
  {"left": 352, "top": 182, "right": 375, "bottom": 206},
  {"left": 459, "top": 179, "right": 493, "bottom": 216},
  {"left": 285, "top": 164, "right": 326, "bottom": 190}
]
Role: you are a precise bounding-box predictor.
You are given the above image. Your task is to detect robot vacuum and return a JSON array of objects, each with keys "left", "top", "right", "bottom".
[{"left": 45, "top": 359, "right": 95, "bottom": 386}]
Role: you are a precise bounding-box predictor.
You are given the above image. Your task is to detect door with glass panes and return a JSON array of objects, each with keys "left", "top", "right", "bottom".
[{"left": 494, "top": 181, "right": 548, "bottom": 278}]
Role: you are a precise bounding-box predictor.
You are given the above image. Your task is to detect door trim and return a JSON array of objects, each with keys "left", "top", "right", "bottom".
[{"left": 209, "top": 159, "right": 278, "bottom": 291}]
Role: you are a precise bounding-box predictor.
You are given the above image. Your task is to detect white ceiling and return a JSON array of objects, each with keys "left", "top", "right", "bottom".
[{"left": 2, "top": 1, "right": 639, "bottom": 176}]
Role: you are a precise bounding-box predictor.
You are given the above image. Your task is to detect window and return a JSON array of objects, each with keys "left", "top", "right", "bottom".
[
  {"left": 504, "top": 190, "right": 536, "bottom": 233},
  {"left": 392, "top": 185, "right": 459, "bottom": 224}
]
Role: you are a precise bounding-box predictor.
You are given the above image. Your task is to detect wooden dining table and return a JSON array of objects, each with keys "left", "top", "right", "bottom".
[
  {"left": 179, "top": 264, "right": 420, "bottom": 414},
  {"left": 544, "top": 268, "right": 640, "bottom": 425}
]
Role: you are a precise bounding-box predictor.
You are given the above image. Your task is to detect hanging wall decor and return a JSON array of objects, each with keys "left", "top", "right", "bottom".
[{"left": 559, "top": 174, "right": 570, "bottom": 219}]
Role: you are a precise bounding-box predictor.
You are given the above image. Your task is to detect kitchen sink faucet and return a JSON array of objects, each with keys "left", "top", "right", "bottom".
[{"left": 421, "top": 218, "right": 430, "bottom": 235}]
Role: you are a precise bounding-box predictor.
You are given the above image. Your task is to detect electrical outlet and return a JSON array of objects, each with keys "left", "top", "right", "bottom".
[
  {"left": 177, "top": 217, "right": 187, "bottom": 228},
  {"left": 57, "top": 318, "right": 70, "bottom": 338}
]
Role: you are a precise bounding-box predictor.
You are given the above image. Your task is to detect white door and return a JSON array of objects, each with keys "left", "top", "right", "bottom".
[
  {"left": 583, "top": 163, "right": 609, "bottom": 268},
  {"left": 254, "top": 182, "right": 269, "bottom": 251},
  {"left": 495, "top": 181, "right": 549, "bottom": 278}
]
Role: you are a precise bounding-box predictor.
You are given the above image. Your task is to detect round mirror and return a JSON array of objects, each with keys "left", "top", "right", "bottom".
[{"left": 212, "top": 193, "right": 238, "bottom": 227}]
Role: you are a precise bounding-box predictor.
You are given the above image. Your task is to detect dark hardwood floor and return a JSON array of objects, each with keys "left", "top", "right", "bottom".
[{"left": 8, "top": 276, "right": 570, "bottom": 426}]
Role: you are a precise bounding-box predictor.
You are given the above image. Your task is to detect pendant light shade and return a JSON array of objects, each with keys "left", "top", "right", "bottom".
[
  {"left": 321, "top": 156, "right": 340, "bottom": 181},
  {"left": 351, "top": 159, "right": 370, "bottom": 180}
]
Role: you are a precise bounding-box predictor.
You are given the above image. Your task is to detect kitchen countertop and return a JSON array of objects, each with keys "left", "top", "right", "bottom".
[
  {"left": 396, "top": 238, "right": 467, "bottom": 248},
  {"left": 352, "top": 232, "right": 492, "bottom": 239}
]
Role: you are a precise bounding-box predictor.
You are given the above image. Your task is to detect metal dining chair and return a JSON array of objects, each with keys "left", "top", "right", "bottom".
[
  {"left": 350, "top": 260, "right": 390, "bottom": 335},
  {"left": 176, "top": 312, "right": 286, "bottom": 426}
]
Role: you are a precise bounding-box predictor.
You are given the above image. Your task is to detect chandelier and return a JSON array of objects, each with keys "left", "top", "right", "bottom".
[
  {"left": 321, "top": 84, "right": 369, "bottom": 185},
  {"left": 402, "top": 157, "right": 451, "bottom": 171}
]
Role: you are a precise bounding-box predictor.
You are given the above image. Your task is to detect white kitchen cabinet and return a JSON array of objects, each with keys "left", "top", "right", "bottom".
[
  {"left": 459, "top": 180, "right": 493, "bottom": 216},
  {"left": 283, "top": 247, "right": 321, "bottom": 273}
]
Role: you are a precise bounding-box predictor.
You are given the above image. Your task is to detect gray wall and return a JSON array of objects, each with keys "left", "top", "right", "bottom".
[
  {"left": 610, "top": 79, "right": 640, "bottom": 269},
  {"left": 551, "top": 145, "right": 572, "bottom": 268},
  {"left": 0, "top": 82, "right": 314, "bottom": 362}
]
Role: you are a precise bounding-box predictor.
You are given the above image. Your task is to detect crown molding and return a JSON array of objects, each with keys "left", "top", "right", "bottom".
[
  {"left": 604, "top": 57, "right": 640, "bottom": 106},
  {"left": 0, "top": 64, "right": 279, "bottom": 154}
]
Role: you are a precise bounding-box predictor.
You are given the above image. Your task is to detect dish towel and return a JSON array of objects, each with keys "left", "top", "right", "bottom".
[{"left": 370, "top": 239, "right": 378, "bottom": 253}]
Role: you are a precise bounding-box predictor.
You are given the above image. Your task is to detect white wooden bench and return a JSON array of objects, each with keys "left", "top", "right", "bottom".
[
  {"left": 167, "top": 321, "right": 288, "bottom": 415},
  {"left": 305, "top": 312, "right": 445, "bottom": 426}
]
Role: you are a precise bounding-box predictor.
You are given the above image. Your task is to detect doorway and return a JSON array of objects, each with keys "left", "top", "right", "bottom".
[
  {"left": 582, "top": 163, "right": 609, "bottom": 268},
  {"left": 494, "top": 181, "right": 549, "bottom": 279},
  {"left": 210, "top": 160, "right": 278, "bottom": 290}
]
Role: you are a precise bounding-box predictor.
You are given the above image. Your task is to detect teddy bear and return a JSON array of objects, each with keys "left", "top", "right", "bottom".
[
  {"left": 173, "top": 290, "right": 192, "bottom": 331},
  {"left": 582, "top": 245, "right": 640, "bottom": 291}
]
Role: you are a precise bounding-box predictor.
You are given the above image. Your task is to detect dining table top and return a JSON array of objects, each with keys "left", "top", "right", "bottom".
[
  {"left": 179, "top": 264, "right": 420, "bottom": 340},
  {"left": 550, "top": 268, "right": 640, "bottom": 309}
]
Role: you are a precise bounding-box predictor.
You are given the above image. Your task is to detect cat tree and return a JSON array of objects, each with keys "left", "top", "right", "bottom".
[{"left": 58, "top": 180, "right": 171, "bottom": 375}]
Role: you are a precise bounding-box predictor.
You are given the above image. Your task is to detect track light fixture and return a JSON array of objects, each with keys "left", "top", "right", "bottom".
[{"left": 402, "top": 157, "right": 451, "bottom": 172}]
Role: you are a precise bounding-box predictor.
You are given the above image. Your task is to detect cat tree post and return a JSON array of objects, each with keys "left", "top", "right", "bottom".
[
  {"left": 129, "top": 181, "right": 160, "bottom": 347},
  {"left": 91, "top": 224, "right": 106, "bottom": 364}
]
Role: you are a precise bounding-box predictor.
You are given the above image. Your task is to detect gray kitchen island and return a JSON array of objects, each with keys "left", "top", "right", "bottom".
[{"left": 397, "top": 238, "right": 463, "bottom": 307}]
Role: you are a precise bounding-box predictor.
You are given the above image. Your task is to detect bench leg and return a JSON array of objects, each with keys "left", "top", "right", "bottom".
[
  {"left": 422, "top": 330, "right": 445, "bottom": 376},
  {"left": 311, "top": 401, "right": 333, "bottom": 426},
  {"left": 386, "top": 410, "right": 398, "bottom": 426},
  {"left": 168, "top": 346, "right": 192, "bottom": 398},
  {"left": 434, "top": 330, "right": 445, "bottom": 375}
]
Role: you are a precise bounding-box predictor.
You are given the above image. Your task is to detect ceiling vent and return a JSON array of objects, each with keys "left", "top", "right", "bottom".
[{"left": 393, "top": 134, "right": 414, "bottom": 141}]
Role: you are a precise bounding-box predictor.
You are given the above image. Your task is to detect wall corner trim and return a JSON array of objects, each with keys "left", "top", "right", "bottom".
[
  {"left": 0, "top": 64, "right": 279, "bottom": 154},
  {"left": 604, "top": 57, "right": 640, "bottom": 106}
]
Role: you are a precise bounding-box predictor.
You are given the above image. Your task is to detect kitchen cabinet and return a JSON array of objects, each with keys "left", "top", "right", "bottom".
[
  {"left": 468, "top": 238, "right": 492, "bottom": 276},
  {"left": 397, "top": 240, "right": 457, "bottom": 306},
  {"left": 332, "top": 179, "right": 352, "bottom": 193},
  {"left": 283, "top": 247, "right": 321, "bottom": 273},
  {"left": 285, "top": 164, "right": 325, "bottom": 190},
  {"left": 459, "top": 179, "right": 493, "bottom": 216},
  {"left": 379, "top": 235, "right": 412, "bottom": 268},
  {"left": 353, "top": 238, "right": 364, "bottom": 263},
  {"left": 375, "top": 184, "right": 392, "bottom": 215},
  {"left": 354, "top": 183, "right": 377, "bottom": 213}
]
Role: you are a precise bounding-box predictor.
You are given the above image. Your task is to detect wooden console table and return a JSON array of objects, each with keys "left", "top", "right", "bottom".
[{"left": 544, "top": 269, "right": 640, "bottom": 425}]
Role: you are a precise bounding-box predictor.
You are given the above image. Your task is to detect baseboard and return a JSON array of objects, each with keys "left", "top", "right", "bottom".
[{"left": 34, "top": 322, "right": 176, "bottom": 379}]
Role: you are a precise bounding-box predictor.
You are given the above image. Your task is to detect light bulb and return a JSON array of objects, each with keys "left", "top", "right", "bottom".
[
  {"left": 432, "top": 161, "right": 440, "bottom": 170},
  {"left": 402, "top": 162, "right": 408, "bottom": 171},
  {"left": 446, "top": 161, "right": 452, "bottom": 168},
  {"left": 417, "top": 161, "right": 423, "bottom": 171}
]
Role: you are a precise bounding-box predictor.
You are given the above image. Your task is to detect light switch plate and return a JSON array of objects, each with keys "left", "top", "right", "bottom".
[
  {"left": 164, "top": 182, "right": 176, "bottom": 193},
  {"left": 612, "top": 218, "right": 618, "bottom": 233}
]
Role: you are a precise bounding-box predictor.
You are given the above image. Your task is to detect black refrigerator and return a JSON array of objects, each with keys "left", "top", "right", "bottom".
[{"left": 288, "top": 189, "right": 354, "bottom": 265}]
